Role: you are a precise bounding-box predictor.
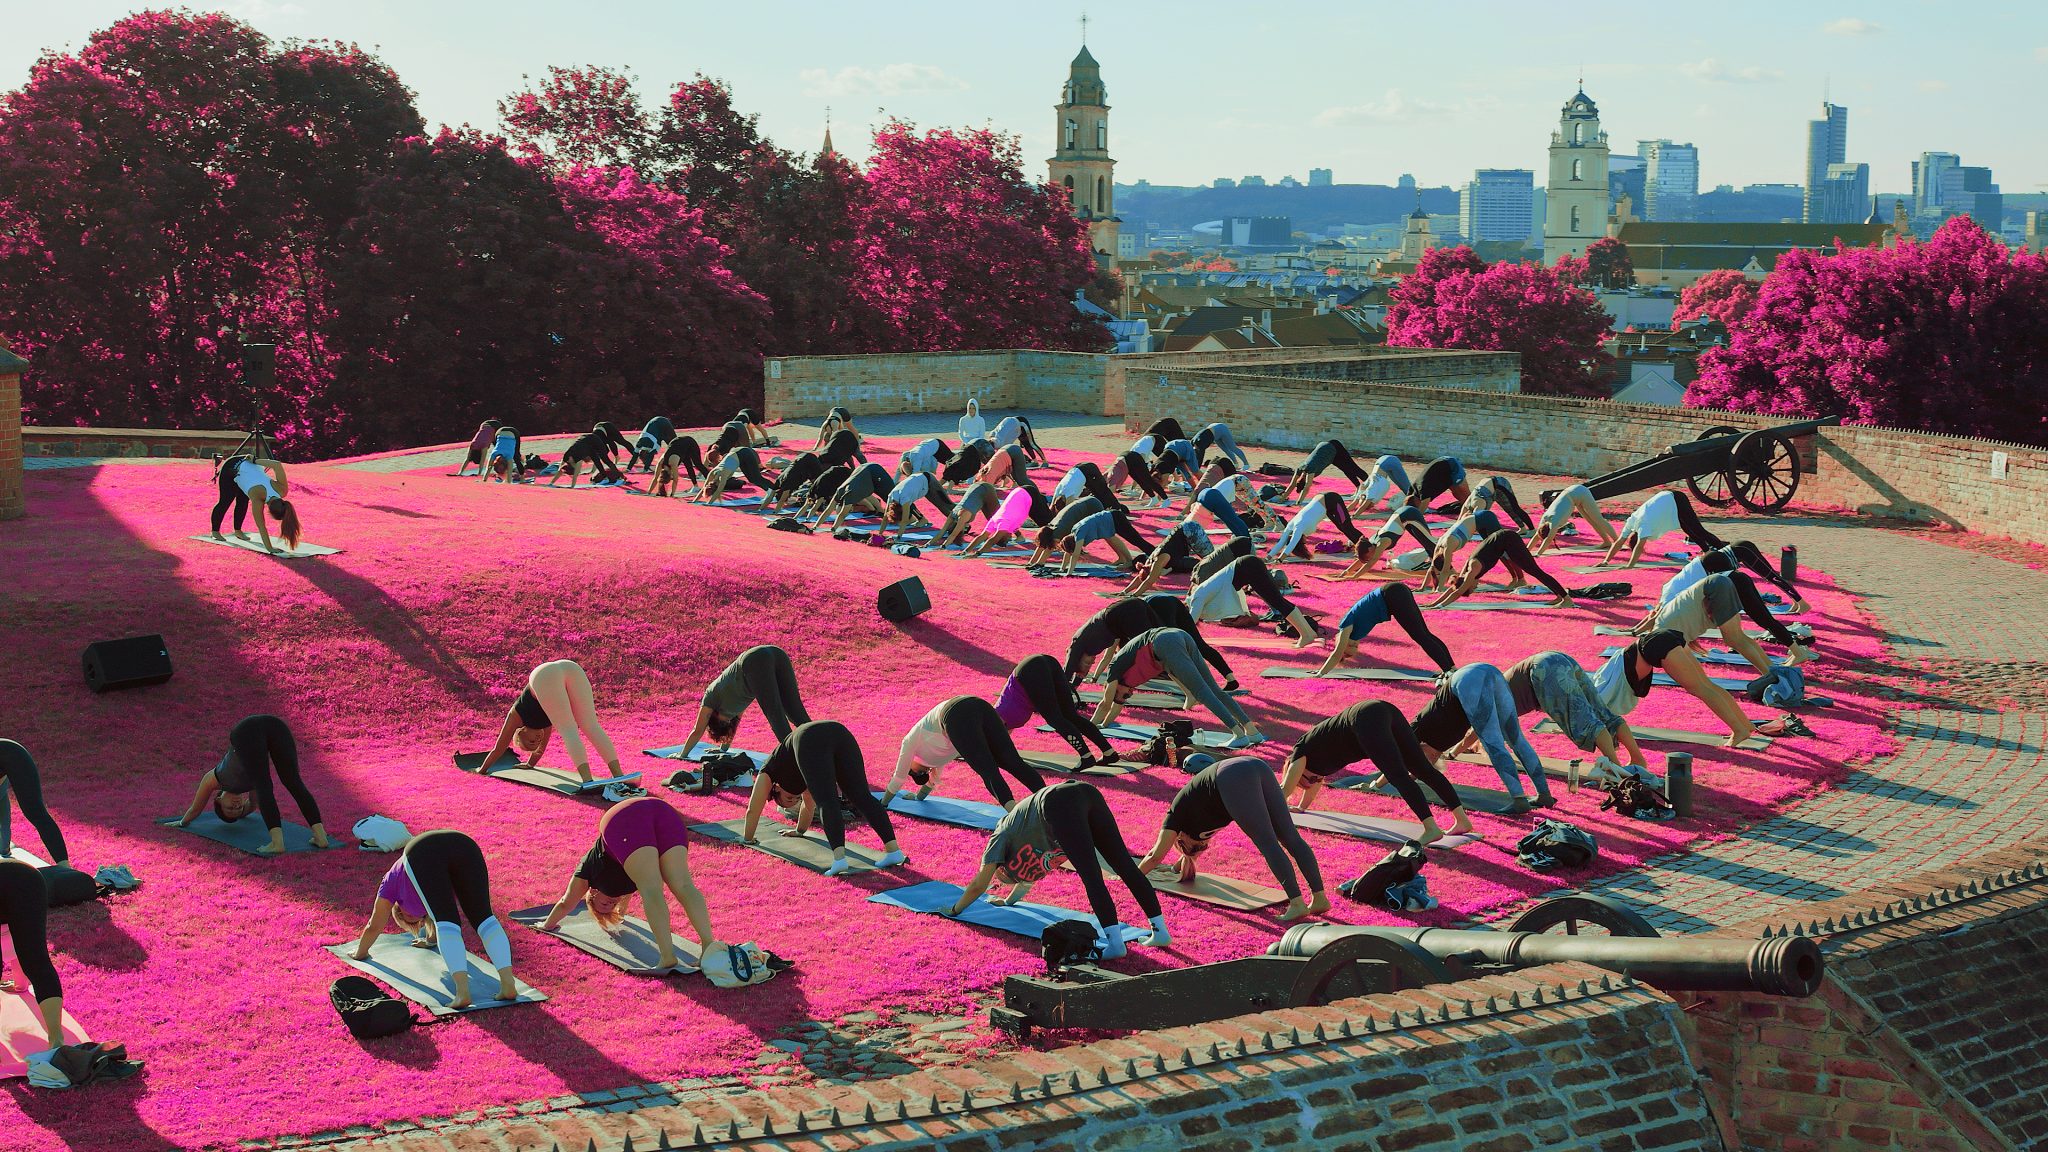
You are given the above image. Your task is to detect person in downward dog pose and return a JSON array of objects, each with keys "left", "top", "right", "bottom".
[
  {"left": 1528, "top": 483, "right": 1617, "bottom": 554},
  {"left": 994, "top": 654, "right": 1121, "bottom": 770},
  {"left": 539, "top": 796, "right": 719, "bottom": 973},
  {"left": 1095, "top": 627, "right": 1265, "bottom": 747},
  {"left": 478, "top": 660, "right": 625, "bottom": 786},
  {"left": 1424, "top": 528, "right": 1573, "bottom": 609},
  {"left": 1191, "top": 422, "right": 1249, "bottom": 469},
  {"left": 352, "top": 829, "right": 517, "bottom": 1009},
  {"left": 627, "top": 417, "right": 676, "bottom": 472},
  {"left": 1657, "top": 542, "right": 1806, "bottom": 612},
  {"left": 989, "top": 414, "right": 1048, "bottom": 466},
  {"left": 209, "top": 453, "right": 304, "bottom": 555},
  {"left": 1, "top": 740, "right": 70, "bottom": 868},
  {"left": 676, "top": 645, "right": 811, "bottom": 759},
  {"left": 976, "top": 443, "right": 1033, "bottom": 490},
  {"left": 960, "top": 484, "right": 1050, "bottom": 557},
  {"left": 1022, "top": 496, "right": 1104, "bottom": 567},
  {"left": 173, "top": 714, "right": 331, "bottom": 854},
  {"left": 936, "top": 481, "right": 1003, "bottom": 548},
  {"left": 945, "top": 779, "right": 1167, "bottom": 959},
  {"left": 884, "top": 696, "right": 1048, "bottom": 809},
  {"left": 649, "top": 435, "right": 707, "bottom": 497},
  {"left": 1451, "top": 650, "right": 1646, "bottom": 784},
  {"left": 1411, "top": 664, "right": 1556, "bottom": 814},
  {"left": 882, "top": 470, "right": 955, "bottom": 530},
  {"left": 1404, "top": 455, "right": 1471, "bottom": 512},
  {"left": 458, "top": 420, "right": 501, "bottom": 477},
  {"left": 1592, "top": 629, "right": 1794, "bottom": 748},
  {"left": 1313, "top": 584, "right": 1457, "bottom": 675},
  {"left": 1281, "top": 439, "right": 1374, "bottom": 501},
  {"left": 1598, "top": 489, "right": 1728, "bottom": 567},
  {"left": 1186, "top": 553, "right": 1322, "bottom": 648},
  {"left": 1457, "top": 475, "right": 1535, "bottom": 533},
  {"left": 0, "top": 858, "right": 65, "bottom": 1053},
  {"left": 1105, "top": 450, "right": 1171, "bottom": 508},
  {"left": 480, "top": 424, "right": 525, "bottom": 484},
  {"left": 1266, "top": 491, "right": 1364, "bottom": 562},
  {"left": 742, "top": 721, "right": 906, "bottom": 878},
  {"left": 550, "top": 430, "right": 628, "bottom": 487},
  {"left": 1331, "top": 506, "right": 1437, "bottom": 579},
  {"left": 1056, "top": 506, "right": 1151, "bottom": 574},
  {"left": 1641, "top": 571, "right": 1814, "bottom": 673},
  {"left": 1064, "top": 595, "right": 1237, "bottom": 691},
  {"left": 692, "top": 445, "right": 777, "bottom": 504},
  {"left": 1278, "top": 701, "right": 1474, "bottom": 843},
  {"left": 1135, "top": 754, "right": 1328, "bottom": 921},
  {"left": 896, "top": 437, "right": 953, "bottom": 479},
  {"left": 1346, "top": 454, "right": 1413, "bottom": 514}
]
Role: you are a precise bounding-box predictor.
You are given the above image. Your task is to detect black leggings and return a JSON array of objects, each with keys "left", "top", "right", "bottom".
[
  {"left": 819, "top": 428, "right": 866, "bottom": 469},
  {"left": 1728, "top": 570, "right": 1802, "bottom": 648},
  {"left": 210, "top": 458, "right": 254, "bottom": 533},
  {"left": 1230, "top": 555, "right": 1298, "bottom": 616},
  {"left": 940, "top": 698, "right": 1047, "bottom": 806},
  {"left": 1373, "top": 507, "right": 1436, "bottom": 556},
  {"left": 772, "top": 453, "right": 825, "bottom": 498},
  {"left": 660, "top": 437, "right": 705, "bottom": 484},
  {"left": 1, "top": 740, "right": 68, "bottom": 864},
  {"left": 736, "top": 647, "right": 811, "bottom": 741},
  {"left": 1298, "top": 440, "right": 1370, "bottom": 487},
  {"left": 0, "top": 860, "right": 58, "bottom": 1002},
  {"left": 1039, "top": 781, "right": 1160, "bottom": 928},
  {"left": 1210, "top": 758, "right": 1322, "bottom": 900},
  {"left": 722, "top": 449, "right": 773, "bottom": 491},
  {"left": 943, "top": 442, "right": 990, "bottom": 486},
  {"left": 1345, "top": 702, "right": 1462, "bottom": 822},
  {"left": 1117, "top": 452, "right": 1168, "bottom": 500},
  {"left": 1144, "top": 418, "right": 1186, "bottom": 444},
  {"left": 1486, "top": 478, "right": 1536, "bottom": 532},
  {"left": 1375, "top": 584, "right": 1456, "bottom": 672},
  {"left": 565, "top": 446, "right": 625, "bottom": 482},
  {"left": 1014, "top": 655, "right": 1114, "bottom": 757},
  {"left": 401, "top": 830, "right": 497, "bottom": 928},
  {"left": 785, "top": 722, "right": 896, "bottom": 850},
  {"left": 1195, "top": 538, "right": 1253, "bottom": 584},
  {"left": 1144, "top": 594, "right": 1233, "bottom": 680},
  {"left": 593, "top": 423, "right": 635, "bottom": 460},
  {"left": 227, "top": 713, "right": 322, "bottom": 831},
  {"left": 1669, "top": 491, "right": 1729, "bottom": 552},
  {"left": 1077, "top": 462, "right": 1120, "bottom": 511},
  {"left": 1468, "top": 530, "right": 1569, "bottom": 599},
  {"left": 1411, "top": 457, "right": 1465, "bottom": 508}
]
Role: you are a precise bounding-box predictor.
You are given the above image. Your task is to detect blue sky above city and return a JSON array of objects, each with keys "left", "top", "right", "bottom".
[{"left": 4, "top": 0, "right": 2042, "bottom": 194}]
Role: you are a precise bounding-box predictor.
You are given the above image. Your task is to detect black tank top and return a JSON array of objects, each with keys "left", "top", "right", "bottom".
[{"left": 513, "top": 688, "right": 551, "bottom": 729}]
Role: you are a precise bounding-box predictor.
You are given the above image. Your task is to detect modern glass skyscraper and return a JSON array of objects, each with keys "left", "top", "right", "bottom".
[
  {"left": 1459, "top": 169, "right": 1536, "bottom": 242},
  {"left": 1803, "top": 102, "right": 1848, "bottom": 224},
  {"left": 1639, "top": 139, "right": 1699, "bottom": 222}
]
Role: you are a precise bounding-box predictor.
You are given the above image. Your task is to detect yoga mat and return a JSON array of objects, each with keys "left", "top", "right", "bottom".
[
  {"left": 1534, "top": 717, "right": 1772, "bottom": 751},
  {"left": 960, "top": 548, "right": 1033, "bottom": 559},
  {"left": 1017, "top": 750, "right": 1137, "bottom": 778},
  {"left": 1568, "top": 561, "right": 1683, "bottom": 573},
  {"left": 690, "top": 818, "right": 887, "bottom": 875},
  {"left": 1260, "top": 666, "right": 1437, "bottom": 682},
  {"left": 1332, "top": 770, "right": 1516, "bottom": 815},
  {"left": 709, "top": 496, "right": 765, "bottom": 508},
  {"left": 5, "top": 848, "right": 49, "bottom": 868},
  {"left": 1426, "top": 599, "right": 1558, "bottom": 611},
  {"left": 1041, "top": 722, "right": 1240, "bottom": 749},
  {"left": 1, "top": 935, "right": 90, "bottom": 1080},
  {"left": 1598, "top": 645, "right": 1782, "bottom": 669},
  {"left": 1145, "top": 870, "right": 1287, "bottom": 911},
  {"left": 507, "top": 905, "right": 700, "bottom": 976},
  {"left": 867, "top": 881, "right": 1149, "bottom": 944},
  {"left": 871, "top": 791, "right": 1006, "bottom": 832},
  {"left": 640, "top": 742, "right": 768, "bottom": 768},
  {"left": 187, "top": 534, "right": 341, "bottom": 559},
  {"left": 453, "top": 752, "right": 640, "bottom": 796},
  {"left": 323, "top": 938, "right": 544, "bottom": 1017},
  {"left": 156, "top": 812, "right": 323, "bottom": 855},
  {"left": 1290, "top": 809, "right": 1482, "bottom": 850},
  {"left": 1653, "top": 671, "right": 1750, "bottom": 690},
  {"left": 1075, "top": 688, "right": 1187, "bottom": 710}
]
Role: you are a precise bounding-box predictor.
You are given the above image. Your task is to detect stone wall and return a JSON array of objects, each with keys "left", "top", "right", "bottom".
[
  {"left": 1675, "top": 838, "right": 2048, "bottom": 1152},
  {"left": 23, "top": 426, "right": 251, "bottom": 460},
  {"left": 0, "top": 349, "right": 23, "bottom": 520},
  {"left": 334, "top": 960, "right": 1725, "bottom": 1152},
  {"left": 1124, "top": 369, "right": 2048, "bottom": 546}
]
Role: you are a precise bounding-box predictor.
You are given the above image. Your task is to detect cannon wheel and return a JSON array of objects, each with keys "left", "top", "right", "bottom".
[
  {"left": 1729, "top": 431, "right": 1801, "bottom": 513},
  {"left": 1288, "top": 933, "right": 1451, "bottom": 1007},
  {"left": 1684, "top": 425, "right": 1742, "bottom": 508},
  {"left": 1509, "top": 894, "right": 1660, "bottom": 938}
]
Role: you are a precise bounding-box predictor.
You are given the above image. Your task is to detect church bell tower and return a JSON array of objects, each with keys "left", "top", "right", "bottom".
[{"left": 1048, "top": 43, "right": 1119, "bottom": 260}]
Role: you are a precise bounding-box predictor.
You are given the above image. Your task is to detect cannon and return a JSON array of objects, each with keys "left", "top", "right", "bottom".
[
  {"left": 991, "top": 894, "right": 1821, "bottom": 1037},
  {"left": 1546, "top": 415, "right": 1839, "bottom": 515}
]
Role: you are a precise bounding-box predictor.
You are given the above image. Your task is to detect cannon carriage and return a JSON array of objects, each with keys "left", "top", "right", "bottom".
[{"left": 1542, "top": 415, "right": 1840, "bottom": 515}]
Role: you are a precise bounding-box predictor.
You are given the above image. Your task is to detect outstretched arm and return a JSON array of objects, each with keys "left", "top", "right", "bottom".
[
  {"left": 176, "top": 769, "right": 223, "bottom": 826},
  {"left": 946, "top": 863, "right": 1001, "bottom": 915},
  {"left": 482, "top": 709, "right": 520, "bottom": 768},
  {"left": 540, "top": 877, "right": 591, "bottom": 931},
  {"left": 678, "top": 704, "right": 717, "bottom": 760},
  {"left": 1133, "top": 825, "right": 1177, "bottom": 876},
  {"left": 741, "top": 774, "right": 773, "bottom": 843},
  {"left": 352, "top": 897, "right": 395, "bottom": 959}
]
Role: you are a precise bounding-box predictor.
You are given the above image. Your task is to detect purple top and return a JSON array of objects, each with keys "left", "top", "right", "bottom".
[
  {"left": 377, "top": 860, "right": 426, "bottom": 920},
  {"left": 994, "top": 674, "right": 1033, "bottom": 729}
]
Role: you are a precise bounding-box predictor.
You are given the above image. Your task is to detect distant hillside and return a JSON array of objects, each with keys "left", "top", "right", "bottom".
[{"left": 1117, "top": 184, "right": 1461, "bottom": 234}]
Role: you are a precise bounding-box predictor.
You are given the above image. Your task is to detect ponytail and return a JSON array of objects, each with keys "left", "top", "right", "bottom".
[{"left": 269, "top": 498, "right": 302, "bottom": 549}]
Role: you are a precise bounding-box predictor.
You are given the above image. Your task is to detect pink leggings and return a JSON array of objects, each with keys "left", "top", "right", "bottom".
[{"left": 599, "top": 796, "right": 689, "bottom": 861}]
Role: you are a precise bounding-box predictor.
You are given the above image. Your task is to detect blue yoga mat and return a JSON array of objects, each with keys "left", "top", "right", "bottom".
[
  {"left": 641, "top": 743, "right": 768, "bottom": 768},
  {"left": 870, "top": 791, "right": 1005, "bottom": 831},
  {"left": 156, "top": 812, "right": 324, "bottom": 856},
  {"left": 1598, "top": 645, "right": 1783, "bottom": 669},
  {"left": 868, "top": 881, "right": 1149, "bottom": 943}
]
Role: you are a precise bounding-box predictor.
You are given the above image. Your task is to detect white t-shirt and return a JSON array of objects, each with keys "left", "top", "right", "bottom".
[
  {"left": 889, "top": 700, "right": 957, "bottom": 792},
  {"left": 233, "top": 460, "right": 280, "bottom": 501},
  {"left": 1622, "top": 491, "right": 1680, "bottom": 543}
]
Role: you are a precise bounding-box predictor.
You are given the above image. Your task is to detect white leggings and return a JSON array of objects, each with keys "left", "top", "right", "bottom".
[{"left": 528, "top": 660, "right": 617, "bottom": 771}]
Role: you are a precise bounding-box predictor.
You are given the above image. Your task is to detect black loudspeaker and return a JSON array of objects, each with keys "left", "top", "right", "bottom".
[
  {"left": 82, "top": 635, "right": 173, "bottom": 693},
  {"left": 877, "top": 577, "right": 931, "bottom": 623}
]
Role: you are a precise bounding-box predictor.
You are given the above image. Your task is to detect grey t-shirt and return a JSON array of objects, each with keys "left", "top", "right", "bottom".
[
  {"left": 705, "top": 646, "right": 773, "bottom": 718},
  {"left": 983, "top": 790, "right": 1064, "bottom": 882},
  {"left": 1656, "top": 573, "right": 1739, "bottom": 642}
]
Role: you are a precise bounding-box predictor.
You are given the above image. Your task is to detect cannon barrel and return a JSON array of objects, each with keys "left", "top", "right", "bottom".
[{"left": 1270, "top": 925, "right": 1822, "bottom": 997}]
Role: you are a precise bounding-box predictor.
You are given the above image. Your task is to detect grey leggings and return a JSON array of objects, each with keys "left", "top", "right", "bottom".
[
  {"left": 1195, "top": 423, "right": 1248, "bottom": 469},
  {"left": 1154, "top": 631, "right": 1252, "bottom": 731},
  {"left": 1212, "top": 757, "right": 1321, "bottom": 899}
]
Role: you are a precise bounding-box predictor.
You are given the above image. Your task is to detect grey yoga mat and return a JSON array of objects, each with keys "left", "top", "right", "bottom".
[
  {"left": 691, "top": 818, "right": 889, "bottom": 875},
  {"left": 508, "top": 905, "right": 701, "bottom": 975},
  {"left": 453, "top": 752, "right": 640, "bottom": 796},
  {"left": 156, "top": 812, "right": 324, "bottom": 855},
  {"left": 324, "top": 938, "right": 545, "bottom": 1016}
]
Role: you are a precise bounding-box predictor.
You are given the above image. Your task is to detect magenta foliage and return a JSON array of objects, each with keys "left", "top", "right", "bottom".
[
  {"left": 1386, "top": 246, "right": 1611, "bottom": 398},
  {"left": 1686, "top": 218, "right": 2048, "bottom": 444},
  {"left": 1672, "top": 269, "right": 1759, "bottom": 328}
]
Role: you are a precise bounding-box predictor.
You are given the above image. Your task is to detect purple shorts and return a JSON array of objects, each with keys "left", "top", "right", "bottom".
[{"left": 599, "top": 797, "right": 689, "bottom": 860}]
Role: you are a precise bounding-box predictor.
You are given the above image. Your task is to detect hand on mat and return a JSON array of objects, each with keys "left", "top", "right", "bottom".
[{"left": 777, "top": 828, "right": 807, "bottom": 838}]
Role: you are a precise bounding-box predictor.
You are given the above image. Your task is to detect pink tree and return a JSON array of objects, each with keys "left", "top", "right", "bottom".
[
  {"left": 1672, "top": 269, "right": 1760, "bottom": 328},
  {"left": 1687, "top": 218, "right": 2048, "bottom": 443},
  {"left": 1388, "top": 251, "right": 1610, "bottom": 397},
  {"left": 499, "top": 64, "right": 650, "bottom": 170},
  {"left": 853, "top": 120, "right": 1110, "bottom": 352}
]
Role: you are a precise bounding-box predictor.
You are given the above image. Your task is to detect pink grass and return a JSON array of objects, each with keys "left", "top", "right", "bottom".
[{"left": 0, "top": 438, "right": 1897, "bottom": 1149}]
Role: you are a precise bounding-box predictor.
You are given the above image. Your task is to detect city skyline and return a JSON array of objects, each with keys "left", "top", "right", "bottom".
[{"left": 3, "top": 1, "right": 2043, "bottom": 196}]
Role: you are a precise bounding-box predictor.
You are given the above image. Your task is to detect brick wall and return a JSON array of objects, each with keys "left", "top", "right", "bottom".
[
  {"left": 331, "top": 960, "right": 1725, "bottom": 1152},
  {"left": 0, "top": 352, "right": 23, "bottom": 521},
  {"left": 22, "top": 425, "right": 252, "bottom": 460},
  {"left": 1676, "top": 838, "right": 2048, "bottom": 1152},
  {"left": 1124, "top": 367, "right": 2048, "bottom": 547}
]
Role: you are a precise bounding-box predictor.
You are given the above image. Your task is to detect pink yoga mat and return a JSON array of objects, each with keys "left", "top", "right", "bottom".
[{"left": 1, "top": 935, "right": 89, "bottom": 1080}]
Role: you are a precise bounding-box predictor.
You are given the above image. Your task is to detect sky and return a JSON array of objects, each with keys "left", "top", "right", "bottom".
[{"left": 2, "top": 0, "right": 2043, "bottom": 196}]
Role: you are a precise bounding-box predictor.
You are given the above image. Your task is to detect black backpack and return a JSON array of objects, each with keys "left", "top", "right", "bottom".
[
  {"left": 700, "top": 750, "right": 757, "bottom": 787},
  {"left": 1339, "top": 842, "right": 1425, "bottom": 903},
  {"left": 765, "top": 515, "right": 810, "bottom": 534},
  {"left": 330, "top": 976, "right": 416, "bottom": 1040},
  {"left": 40, "top": 866, "right": 101, "bottom": 907},
  {"left": 1515, "top": 820, "right": 1599, "bottom": 870},
  {"left": 1041, "top": 920, "right": 1100, "bottom": 974},
  {"left": 1601, "top": 776, "right": 1676, "bottom": 821}
]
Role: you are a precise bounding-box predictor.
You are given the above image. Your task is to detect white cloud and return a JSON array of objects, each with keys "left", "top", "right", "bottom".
[
  {"left": 1824, "top": 17, "right": 1884, "bottom": 35},
  {"left": 1681, "top": 58, "right": 1785, "bottom": 84},
  {"left": 798, "top": 64, "right": 968, "bottom": 99},
  {"left": 1314, "top": 90, "right": 1459, "bottom": 127}
]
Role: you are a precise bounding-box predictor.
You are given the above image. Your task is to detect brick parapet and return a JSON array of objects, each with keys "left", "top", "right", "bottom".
[
  {"left": 0, "top": 369, "right": 21, "bottom": 520},
  {"left": 22, "top": 425, "right": 248, "bottom": 459}
]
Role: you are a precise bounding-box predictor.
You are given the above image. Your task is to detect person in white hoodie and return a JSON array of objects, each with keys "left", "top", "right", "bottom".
[{"left": 958, "top": 399, "right": 989, "bottom": 447}]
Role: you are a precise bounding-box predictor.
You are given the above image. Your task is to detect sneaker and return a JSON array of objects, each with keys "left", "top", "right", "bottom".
[{"left": 1503, "top": 796, "right": 1533, "bottom": 815}]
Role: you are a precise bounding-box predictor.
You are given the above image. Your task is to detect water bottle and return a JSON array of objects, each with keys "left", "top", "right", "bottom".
[
  {"left": 1665, "top": 752, "right": 1694, "bottom": 818},
  {"left": 1779, "top": 544, "right": 1797, "bottom": 585}
]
